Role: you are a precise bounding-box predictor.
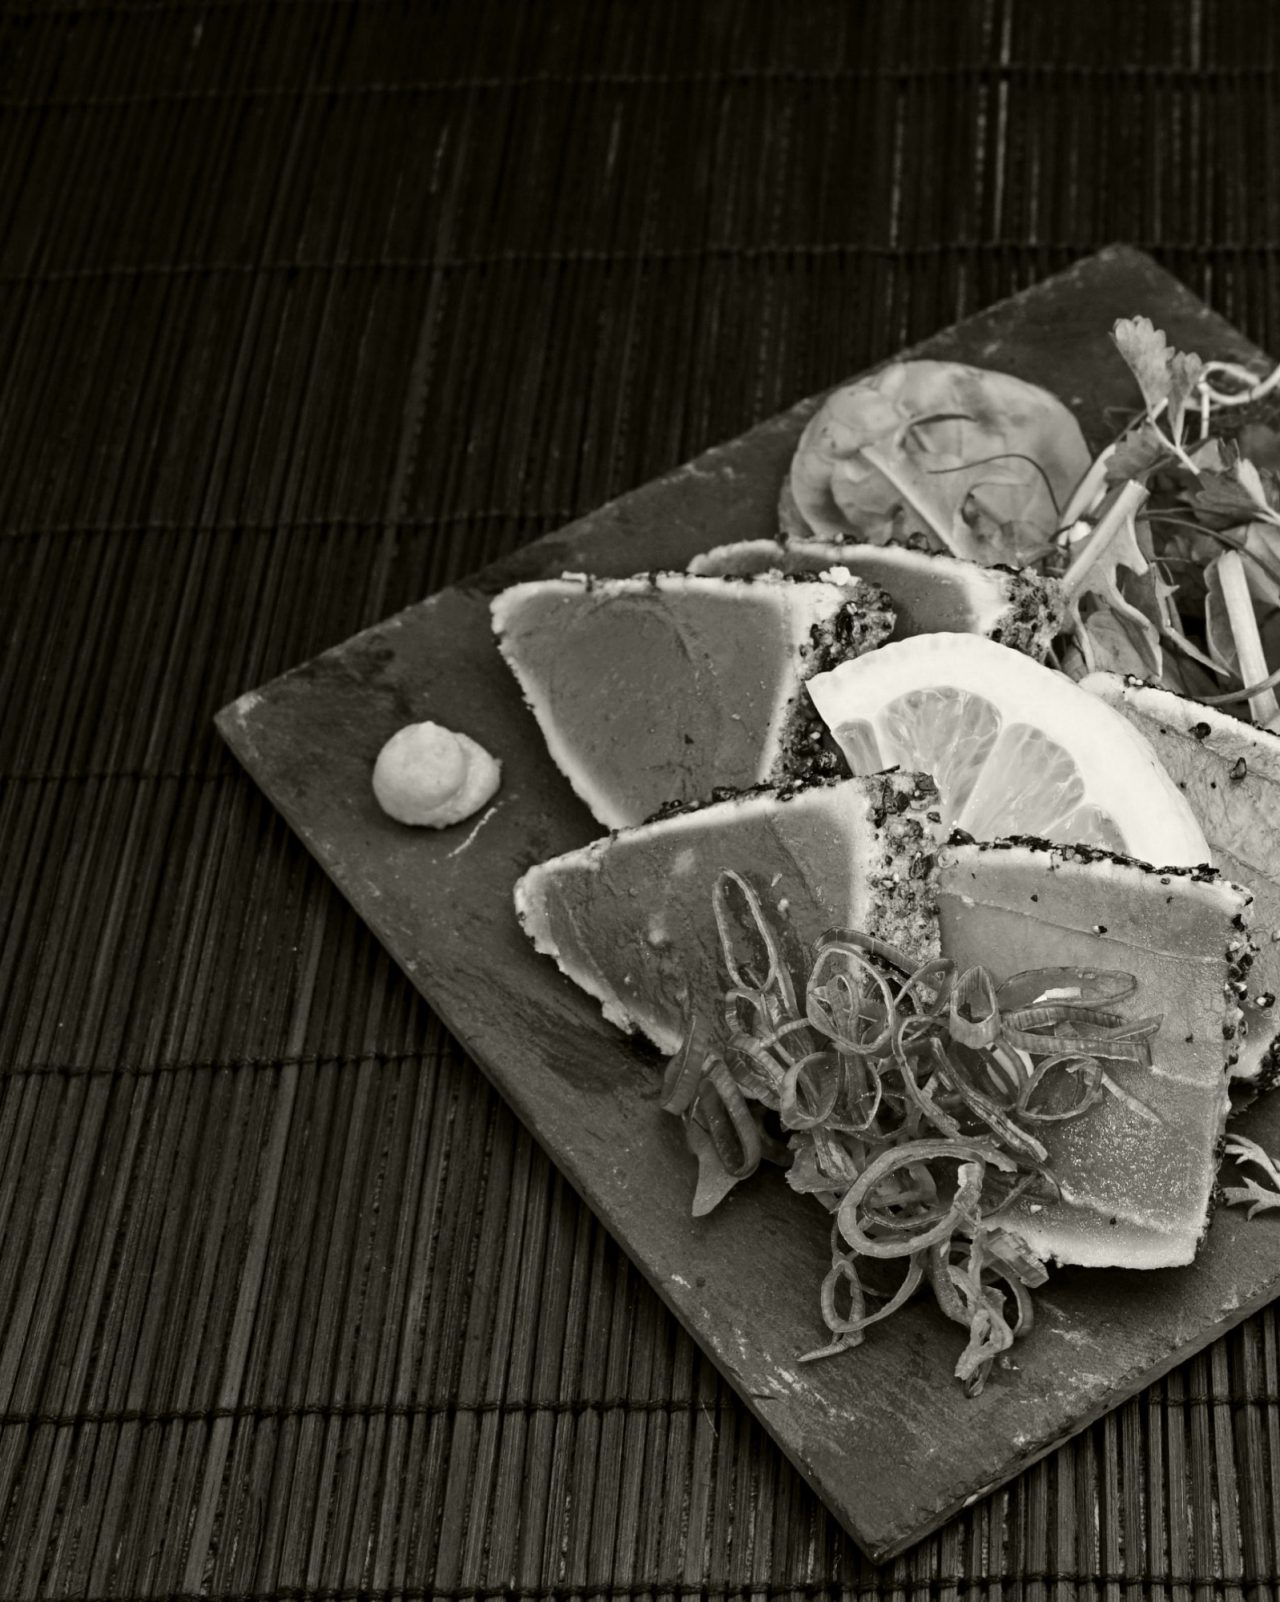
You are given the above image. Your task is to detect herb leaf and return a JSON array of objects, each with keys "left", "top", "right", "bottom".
[
  {"left": 1222, "top": 1135, "right": 1280, "bottom": 1219},
  {"left": 1105, "top": 422, "right": 1171, "bottom": 483},
  {"left": 1167, "top": 351, "right": 1206, "bottom": 444},
  {"left": 1065, "top": 488, "right": 1164, "bottom": 678},
  {"left": 1191, "top": 469, "right": 1272, "bottom": 524},
  {"left": 1113, "top": 316, "right": 1175, "bottom": 415},
  {"left": 685, "top": 1115, "right": 742, "bottom": 1217}
]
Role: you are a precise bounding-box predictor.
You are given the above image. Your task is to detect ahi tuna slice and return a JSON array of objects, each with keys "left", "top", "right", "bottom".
[
  {"left": 515, "top": 772, "right": 944, "bottom": 1056},
  {"left": 491, "top": 571, "right": 893, "bottom": 829},
  {"left": 689, "top": 538, "right": 1063, "bottom": 657},
  {"left": 937, "top": 839, "right": 1254, "bottom": 1268},
  {"left": 1083, "top": 672, "right": 1280, "bottom": 1082}
]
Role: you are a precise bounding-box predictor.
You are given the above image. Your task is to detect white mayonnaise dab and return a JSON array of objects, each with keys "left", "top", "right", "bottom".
[{"left": 373, "top": 721, "right": 501, "bottom": 828}]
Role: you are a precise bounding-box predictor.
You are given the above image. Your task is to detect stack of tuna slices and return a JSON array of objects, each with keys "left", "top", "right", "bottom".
[{"left": 489, "top": 359, "right": 1277, "bottom": 1280}]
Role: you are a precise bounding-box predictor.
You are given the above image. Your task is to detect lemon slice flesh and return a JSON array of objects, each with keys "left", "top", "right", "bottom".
[{"left": 806, "top": 634, "right": 1211, "bottom": 868}]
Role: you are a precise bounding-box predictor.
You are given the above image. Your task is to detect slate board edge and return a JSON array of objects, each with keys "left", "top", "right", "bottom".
[{"left": 214, "top": 244, "right": 1277, "bottom": 1562}]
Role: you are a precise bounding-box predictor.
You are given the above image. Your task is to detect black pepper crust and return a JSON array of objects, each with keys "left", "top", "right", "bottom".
[
  {"left": 870, "top": 770, "right": 939, "bottom": 826},
  {"left": 774, "top": 579, "right": 895, "bottom": 787},
  {"left": 1251, "top": 1032, "right": 1280, "bottom": 1095},
  {"left": 946, "top": 828, "right": 1223, "bottom": 882},
  {"left": 799, "top": 581, "right": 896, "bottom": 675},
  {"left": 987, "top": 568, "right": 1066, "bottom": 657},
  {"left": 641, "top": 773, "right": 943, "bottom": 975},
  {"left": 773, "top": 698, "right": 847, "bottom": 788},
  {"left": 560, "top": 566, "right": 840, "bottom": 589},
  {"left": 642, "top": 767, "right": 850, "bottom": 827},
  {"left": 863, "top": 772, "right": 944, "bottom": 962}
]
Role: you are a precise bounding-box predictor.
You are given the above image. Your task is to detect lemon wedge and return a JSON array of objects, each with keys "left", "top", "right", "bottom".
[{"left": 806, "top": 634, "right": 1211, "bottom": 868}]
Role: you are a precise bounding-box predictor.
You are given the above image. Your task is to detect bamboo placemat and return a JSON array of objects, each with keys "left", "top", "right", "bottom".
[{"left": 4, "top": 1, "right": 1280, "bottom": 1596}]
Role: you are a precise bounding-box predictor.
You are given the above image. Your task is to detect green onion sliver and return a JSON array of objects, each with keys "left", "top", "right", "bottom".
[
  {"left": 994, "top": 966, "right": 1138, "bottom": 1010},
  {"left": 779, "top": 1050, "right": 843, "bottom": 1130},
  {"left": 837, "top": 1141, "right": 1014, "bottom": 1258},
  {"left": 713, "top": 870, "right": 798, "bottom": 1014},
  {"left": 696, "top": 1053, "right": 763, "bottom": 1180},
  {"left": 662, "top": 1006, "right": 712, "bottom": 1115},
  {"left": 949, "top": 966, "right": 1002, "bottom": 1049}
]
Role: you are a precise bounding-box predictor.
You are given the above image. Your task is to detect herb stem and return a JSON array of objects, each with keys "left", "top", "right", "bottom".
[
  {"left": 1200, "top": 663, "right": 1280, "bottom": 706},
  {"left": 1199, "top": 359, "right": 1280, "bottom": 409},
  {"left": 1060, "top": 446, "right": 1115, "bottom": 528},
  {"left": 1216, "top": 549, "right": 1280, "bottom": 730},
  {"left": 1142, "top": 513, "right": 1280, "bottom": 590},
  {"left": 1060, "top": 479, "right": 1149, "bottom": 604}
]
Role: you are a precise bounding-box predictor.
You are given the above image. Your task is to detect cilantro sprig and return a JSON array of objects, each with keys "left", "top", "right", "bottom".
[{"left": 1051, "top": 316, "right": 1280, "bottom": 724}]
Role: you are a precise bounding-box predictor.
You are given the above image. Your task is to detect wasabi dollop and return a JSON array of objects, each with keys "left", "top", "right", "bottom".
[{"left": 373, "top": 720, "right": 501, "bottom": 827}]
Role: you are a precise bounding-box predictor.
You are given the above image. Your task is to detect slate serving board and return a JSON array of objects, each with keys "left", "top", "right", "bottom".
[{"left": 216, "top": 245, "right": 1280, "bottom": 1562}]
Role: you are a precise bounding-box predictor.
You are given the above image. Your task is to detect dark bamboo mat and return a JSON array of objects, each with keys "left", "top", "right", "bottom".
[{"left": 5, "top": 1, "right": 1280, "bottom": 1596}]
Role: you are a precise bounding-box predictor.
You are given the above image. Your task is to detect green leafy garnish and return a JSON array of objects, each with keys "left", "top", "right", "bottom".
[
  {"left": 1111, "top": 315, "right": 1204, "bottom": 453},
  {"left": 1104, "top": 422, "right": 1170, "bottom": 484},
  {"left": 1049, "top": 317, "right": 1280, "bottom": 709},
  {"left": 1221, "top": 1135, "right": 1280, "bottom": 1218}
]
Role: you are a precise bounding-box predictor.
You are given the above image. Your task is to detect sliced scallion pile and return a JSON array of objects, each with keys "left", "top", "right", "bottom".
[{"left": 662, "top": 870, "right": 1164, "bottom": 1396}]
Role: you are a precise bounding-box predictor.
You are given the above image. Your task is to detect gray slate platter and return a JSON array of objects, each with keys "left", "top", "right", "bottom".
[{"left": 217, "top": 246, "right": 1280, "bottom": 1561}]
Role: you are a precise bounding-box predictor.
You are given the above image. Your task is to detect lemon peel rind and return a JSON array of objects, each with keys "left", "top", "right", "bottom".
[{"left": 806, "top": 634, "right": 1211, "bottom": 871}]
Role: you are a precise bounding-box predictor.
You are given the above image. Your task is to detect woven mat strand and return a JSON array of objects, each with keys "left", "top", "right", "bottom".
[{"left": 4, "top": 0, "right": 1280, "bottom": 1597}]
